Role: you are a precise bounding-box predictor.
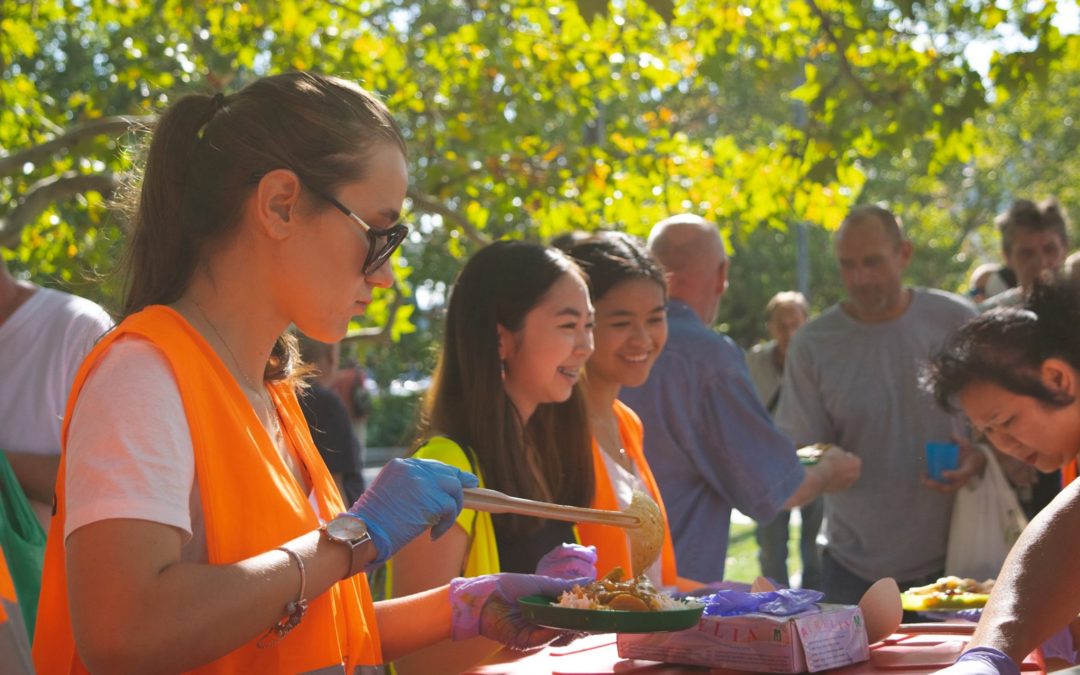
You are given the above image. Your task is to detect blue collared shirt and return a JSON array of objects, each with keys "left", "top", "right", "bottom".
[{"left": 620, "top": 300, "right": 804, "bottom": 582}]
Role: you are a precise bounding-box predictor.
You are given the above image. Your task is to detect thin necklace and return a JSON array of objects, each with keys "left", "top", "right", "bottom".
[
  {"left": 591, "top": 413, "right": 631, "bottom": 470},
  {"left": 190, "top": 298, "right": 283, "bottom": 444}
]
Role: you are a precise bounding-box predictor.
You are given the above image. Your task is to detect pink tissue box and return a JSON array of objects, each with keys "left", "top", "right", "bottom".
[{"left": 616, "top": 603, "right": 870, "bottom": 673}]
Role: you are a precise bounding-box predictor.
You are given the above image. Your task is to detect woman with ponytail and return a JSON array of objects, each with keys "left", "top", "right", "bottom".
[
  {"left": 32, "top": 72, "right": 582, "bottom": 675},
  {"left": 925, "top": 276, "right": 1080, "bottom": 674}
]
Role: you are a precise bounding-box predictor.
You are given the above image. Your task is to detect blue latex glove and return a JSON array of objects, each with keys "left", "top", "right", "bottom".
[
  {"left": 700, "top": 589, "right": 824, "bottom": 617},
  {"left": 346, "top": 458, "right": 479, "bottom": 567},
  {"left": 932, "top": 647, "right": 1020, "bottom": 675},
  {"left": 449, "top": 573, "right": 589, "bottom": 650},
  {"left": 535, "top": 544, "right": 597, "bottom": 580}
]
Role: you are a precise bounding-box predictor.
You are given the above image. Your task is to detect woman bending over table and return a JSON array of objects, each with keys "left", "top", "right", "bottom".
[{"left": 926, "top": 276, "right": 1080, "bottom": 674}]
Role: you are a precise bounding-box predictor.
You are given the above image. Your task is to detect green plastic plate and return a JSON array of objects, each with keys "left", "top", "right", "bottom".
[{"left": 518, "top": 595, "right": 704, "bottom": 633}]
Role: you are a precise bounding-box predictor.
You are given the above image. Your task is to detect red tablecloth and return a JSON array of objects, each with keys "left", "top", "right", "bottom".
[{"left": 465, "top": 625, "right": 1045, "bottom": 674}]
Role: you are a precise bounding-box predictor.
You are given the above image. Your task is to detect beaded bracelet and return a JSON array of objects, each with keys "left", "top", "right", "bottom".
[{"left": 258, "top": 546, "right": 309, "bottom": 647}]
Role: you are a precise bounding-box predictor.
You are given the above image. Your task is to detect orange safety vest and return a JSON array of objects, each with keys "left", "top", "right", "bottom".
[
  {"left": 33, "top": 306, "right": 381, "bottom": 674},
  {"left": 1, "top": 549, "right": 13, "bottom": 623},
  {"left": 579, "top": 400, "right": 678, "bottom": 586},
  {"left": 1064, "top": 460, "right": 1077, "bottom": 487}
]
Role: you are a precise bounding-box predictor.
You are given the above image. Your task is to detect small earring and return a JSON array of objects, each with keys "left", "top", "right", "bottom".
[{"left": 500, "top": 359, "right": 507, "bottom": 382}]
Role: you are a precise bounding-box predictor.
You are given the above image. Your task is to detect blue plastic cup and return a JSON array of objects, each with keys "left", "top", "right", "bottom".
[{"left": 925, "top": 441, "right": 959, "bottom": 481}]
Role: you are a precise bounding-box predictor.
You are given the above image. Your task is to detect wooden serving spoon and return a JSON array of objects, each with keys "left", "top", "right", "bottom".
[{"left": 462, "top": 488, "right": 664, "bottom": 575}]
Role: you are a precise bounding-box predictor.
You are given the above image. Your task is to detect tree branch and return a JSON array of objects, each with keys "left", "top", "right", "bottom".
[
  {"left": 804, "top": 0, "right": 886, "bottom": 106},
  {"left": 406, "top": 187, "right": 492, "bottom": 247},
  {"left": 0, "top": 115, "right": 155, "bottom": 178},
  {"left": 322, "top": 0, "right": 379, "bottom": 21},
  {"left": 342, "top": 284, "right": 411, "bottom": 345},
  {"left": 0, "top": 171, "right": 121, "bottom": 248}
]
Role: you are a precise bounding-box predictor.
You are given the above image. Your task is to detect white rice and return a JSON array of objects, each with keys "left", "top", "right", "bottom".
[{"left": 555, "top": 587, "right": 691, "bottom": 611}]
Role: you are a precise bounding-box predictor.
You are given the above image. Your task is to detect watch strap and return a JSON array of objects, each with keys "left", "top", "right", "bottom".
[{"left": 341, "top": 529, "right": 371, "bottom": 579}]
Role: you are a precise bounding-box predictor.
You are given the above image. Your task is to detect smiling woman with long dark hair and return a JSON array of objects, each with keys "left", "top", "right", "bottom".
[{"left": 389, "top": 240, "right": 598, "bottom": 675}]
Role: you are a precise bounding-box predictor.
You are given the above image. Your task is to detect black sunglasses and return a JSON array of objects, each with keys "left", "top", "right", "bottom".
[
  {"left": 251, "top": 170, "right": 408, "bottom": 276},
  {"left": 306, "top": 188, "right": 409, "bottom": 276}
]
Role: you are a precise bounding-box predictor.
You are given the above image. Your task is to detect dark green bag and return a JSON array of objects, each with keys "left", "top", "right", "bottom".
[{"left": 0, "top": 451, "right": 46, "bottom": 642}]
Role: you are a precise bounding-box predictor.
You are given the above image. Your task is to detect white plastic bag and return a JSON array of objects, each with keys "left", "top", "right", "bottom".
[{"left": 945, "top": 445, "right": 1029, "bottom": 580}]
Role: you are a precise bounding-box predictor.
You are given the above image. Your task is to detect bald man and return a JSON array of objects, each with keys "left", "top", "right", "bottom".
[
  {"left": 777, "top": 205, "right": 982, "bottom": 606},
  {"left": 620, "top": 215, "right": 860, "bottom": 583}
]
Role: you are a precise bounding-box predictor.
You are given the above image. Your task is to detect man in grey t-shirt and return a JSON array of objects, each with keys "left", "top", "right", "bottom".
[{"left": 777, "top": 205, "right": 983, "bottom": 605}]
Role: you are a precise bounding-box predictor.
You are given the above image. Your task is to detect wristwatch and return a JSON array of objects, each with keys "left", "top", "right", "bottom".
[{"left": 321, "top": 514, "right": 372, "bottom": 579}]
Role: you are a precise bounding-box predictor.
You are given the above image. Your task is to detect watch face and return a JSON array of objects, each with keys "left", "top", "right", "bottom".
[{"left": 327, "top": 515, "right": 368, "bottom": 542}]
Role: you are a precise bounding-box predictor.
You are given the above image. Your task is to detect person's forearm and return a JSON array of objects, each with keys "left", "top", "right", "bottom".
[
  {"left": 4, "top": 450, "right": 60, "bottom": 503},
  {"left": 69, "top": 526, "right": 356, "bottom": 675},
  {"left": 375, "top": 585, "right": 456, "bottom": 662},
  {"left": 784, "top": 465, "right": 826, "bottom": 509},
  {"left": 969, "top": 483, "right": 1080, "bottom": 663}
]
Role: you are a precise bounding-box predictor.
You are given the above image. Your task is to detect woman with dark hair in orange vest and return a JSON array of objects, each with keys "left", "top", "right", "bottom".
[
  {"left": 32, "top": 71, "right": 585, "bottom": 675},
  {"left": 563, "top": 232, "right": 702, "bottom": 591}
]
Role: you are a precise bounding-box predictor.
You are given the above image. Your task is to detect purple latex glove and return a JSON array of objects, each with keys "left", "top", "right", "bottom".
[
  {"left": 932, "top": 647, "right": 1021, "bottom": 675},
  {"left": 924, "top": 614, "right": 1075, "bottom": 665},
  {"left": 535, "top": 544, "right": 597, "bottom": 580},
  {"left": 701, "top": 589, "right": 824, "bottom": 617},
  {"left": 346, "top": 458, "right": 479, "bottom": 568},
  {"left": 1042, "top": 627, "right": 1078, "bottom": 665},
  {"left": 449, "top": 573, "right": 590, "bottom": 650},
  {"left": 675, "top": 580, "right": 752, "bottom": 600}
]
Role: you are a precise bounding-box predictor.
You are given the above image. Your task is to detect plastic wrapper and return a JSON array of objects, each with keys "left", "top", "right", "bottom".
[{"left": 699, "top": 588, "right": 824, "bottom": 617}]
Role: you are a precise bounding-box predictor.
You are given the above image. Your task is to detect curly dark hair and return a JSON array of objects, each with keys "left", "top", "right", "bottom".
[{"left": 924, "top": 275, "right": 1080, "bottom": 412}]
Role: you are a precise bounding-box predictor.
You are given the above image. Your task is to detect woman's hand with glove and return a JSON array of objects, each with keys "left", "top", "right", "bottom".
[
  {"left": 535, "top": 544, "right": 597, "bottom": 580},
  {"left": 345, "top": 458, "right": 478, "bottom": 569},
  {"left": 449, "top": 573, "right": 588, "bottom": 651}
]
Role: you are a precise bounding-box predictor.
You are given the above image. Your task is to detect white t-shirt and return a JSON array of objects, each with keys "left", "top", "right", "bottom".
[
  {"left": 0, "top": 286, "right": 112, "bottom": 456},
  {"left": 65, "top": 336, "right": 324, "bottom": 561},
  {"left": 777, "top": 288, "right": 977, "bottom": 582}
]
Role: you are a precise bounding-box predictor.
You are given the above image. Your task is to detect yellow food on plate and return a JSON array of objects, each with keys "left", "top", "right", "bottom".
[
  {"left": 901, "top": 576, "right": 994, "bottom": 611},
  {"left": 555, "top": 567, "right": 683, "bottom": 612}
]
